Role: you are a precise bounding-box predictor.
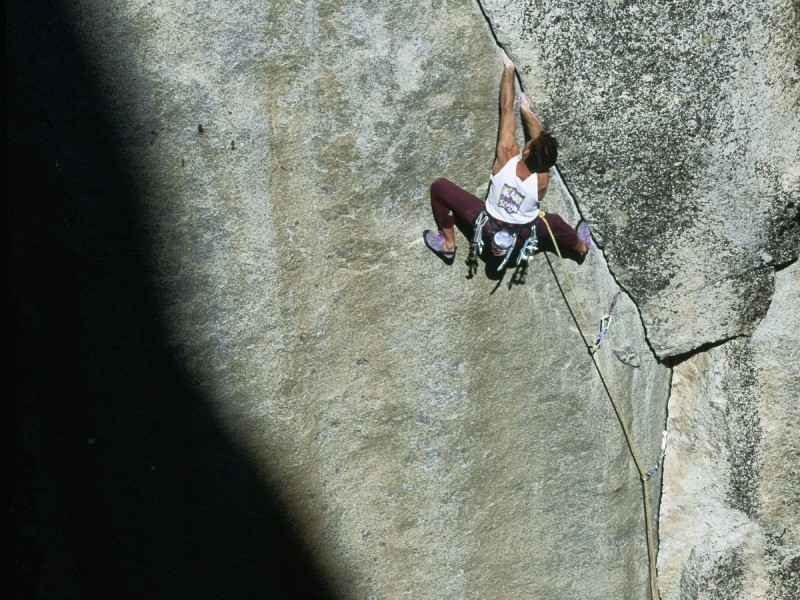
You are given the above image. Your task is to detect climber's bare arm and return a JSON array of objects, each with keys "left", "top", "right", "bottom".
[
  {"left": 520, "top": 93, "right": 544, "bottom": 143},
  {"left": 493, "top": 52, "right": 519, "bottom": 175}
]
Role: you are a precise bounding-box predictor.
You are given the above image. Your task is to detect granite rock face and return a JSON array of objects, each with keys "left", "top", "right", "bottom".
[
  {"left": 658, "top": 262, "right": 799, "bottom": 600},
  {"left": 481, "top": 2, "right": 799, "bottom": 597},
  {"left": 480, "top": 0, "right": 799, "bottom": 358},
  {"left": 11, "top": 1, "right": 671, "bottom": 597},
  {"left": 10, "top": 0, "right": 798, "bottom": 599}
]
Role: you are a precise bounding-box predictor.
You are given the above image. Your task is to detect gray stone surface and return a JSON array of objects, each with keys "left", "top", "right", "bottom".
[
  {"left": 479, "top": 0, "right": 799, "bottom": 358},
  {"left": 61, "top": 2, "right": 670, "bottom": 597},
  {"left": 478, "top": 3, "right": 800, "bottom": 598},
  {"left": 13, "top": 0, "right": 798, "bottom": 598},
  {"left": 658, "top": 262, "right": 799, "bottom": 600}
]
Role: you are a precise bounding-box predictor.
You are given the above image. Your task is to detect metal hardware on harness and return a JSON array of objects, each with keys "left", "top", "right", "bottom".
[
  {"left": 496, "top": 232, "right": 518, "bottom": 271},
  {"left": 473, "top": 212, "right": 489, "bottom": 256},
  {"left": 470, "top": 211, "right": 542, "bottom": 282},
  {"left": 509, "top": 224, "right": 538, "bottom": 287},
  {"left": 466, "top": 247, "right": 479, "bottom": 279},
  {"left": 466, "top": 212, "right": 489, "bottom": 279},
  {"left": 516, "top": 227, "right": 538, "bottom": 266}
]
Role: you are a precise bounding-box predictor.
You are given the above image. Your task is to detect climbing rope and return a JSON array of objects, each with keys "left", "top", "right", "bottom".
[{"left": 539, "top": 214, "right": 663, "bottom": 600}]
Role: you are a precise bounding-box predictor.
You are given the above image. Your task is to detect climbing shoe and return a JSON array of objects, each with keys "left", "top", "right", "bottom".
[
  {"left": 575, "top": 220, "right": 592, "bottom": 265},
  {"left": 423, "top": 230, "right": 455, "bottom": 264},
  {"left": 577, "top": 220, "right": 592, "bottom": 251}
]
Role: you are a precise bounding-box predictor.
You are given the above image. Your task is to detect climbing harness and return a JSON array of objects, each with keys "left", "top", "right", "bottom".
[
  {"left": 467, "top": 210, "right": 539, "bottom": 280},
  {"left": 540, "top": 214, "right": 663, "bottom": 600}
]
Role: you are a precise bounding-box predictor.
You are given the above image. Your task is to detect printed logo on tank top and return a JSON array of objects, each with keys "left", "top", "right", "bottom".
[{"left": 497, "top": 184, "right": 524, "bottom": 214}]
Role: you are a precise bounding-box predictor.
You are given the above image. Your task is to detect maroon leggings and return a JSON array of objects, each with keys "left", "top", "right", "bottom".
[{"left": 430, "top": 178, "right": 579, "bottom": 250}]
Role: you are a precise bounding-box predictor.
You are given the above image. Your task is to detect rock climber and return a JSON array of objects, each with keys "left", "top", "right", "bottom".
[{"left": 423, "top": 51, "right": 590, "bottom": 266}]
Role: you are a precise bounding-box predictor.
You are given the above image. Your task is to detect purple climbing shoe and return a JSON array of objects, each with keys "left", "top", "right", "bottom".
[
  {"left": 423, "top": 230, "right": 455, "bottom": 264},
  {"left": 575, "top": 220, "right": 592, "bottom": 265},
  {"left": 576, "top": 220, "right": 592, "bottom": 251}
]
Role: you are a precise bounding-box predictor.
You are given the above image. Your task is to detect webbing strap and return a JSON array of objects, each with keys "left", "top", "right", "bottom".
[{"left": 540, "top": 214, "right": 662, "bottom": 600}]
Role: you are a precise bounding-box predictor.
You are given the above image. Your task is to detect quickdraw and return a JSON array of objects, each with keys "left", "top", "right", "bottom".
[
  {"left": 466, "top": 212, "right": 489, "bottom": 279},
  {"left": 591, "top": 290, "right": 622, "bottom": 352},
  {"left": 509, "top": 227, "right": 538, "bottom": 286},
  {"left": 644, "top": 431, "right": 669, "bottom": 481}
]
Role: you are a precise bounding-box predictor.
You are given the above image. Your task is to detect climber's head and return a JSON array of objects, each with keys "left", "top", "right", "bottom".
[{"left": 522, "top": 132, "right": 558, "bottom": 173}]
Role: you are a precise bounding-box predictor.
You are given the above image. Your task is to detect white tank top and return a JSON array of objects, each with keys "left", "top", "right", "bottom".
[{"left": 485, "top": 155, "right": 539, "bottom": 224}]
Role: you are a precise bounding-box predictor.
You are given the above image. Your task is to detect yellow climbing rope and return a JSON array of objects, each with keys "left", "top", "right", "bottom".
[{"left": 539, "top": 213, "right": 662, "bottom": 600}]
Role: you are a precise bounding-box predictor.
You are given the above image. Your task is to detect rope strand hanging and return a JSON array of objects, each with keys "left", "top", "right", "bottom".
[{"left": 539, "top": 213, "right": 663, "bottom": 600}]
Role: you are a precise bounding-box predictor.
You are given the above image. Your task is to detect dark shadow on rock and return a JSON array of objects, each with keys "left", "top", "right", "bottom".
[
  {"left": 9, "top": 2, "right": 339, "bottom": 599},
  {"left": 536, "top": 237, "right": 586, "bottom": 265}
]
